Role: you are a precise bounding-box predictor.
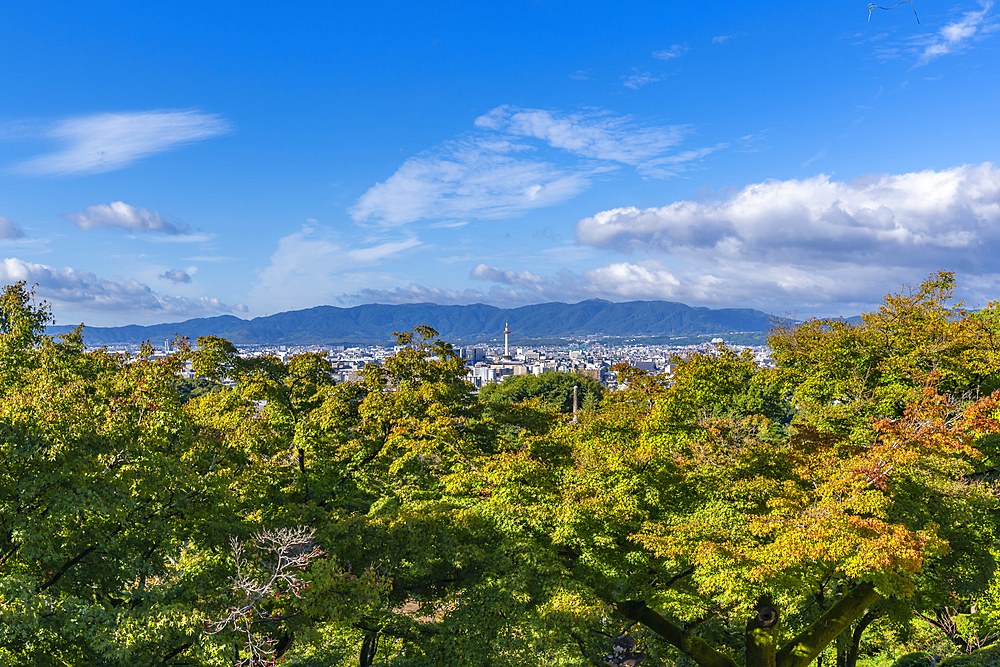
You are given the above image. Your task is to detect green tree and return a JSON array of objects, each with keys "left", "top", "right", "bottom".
[
  {"left": 0, "top": 284, "right": 383, "bottom": 666},
  {"left": 480, "top": 371, "right": 605, "bottom": 414},
  {"left": 450, "top": 274, "right": 1000, "bottom": 667},
  {"left": 0, "top": 283, "right": 218, "bottom": 664}
]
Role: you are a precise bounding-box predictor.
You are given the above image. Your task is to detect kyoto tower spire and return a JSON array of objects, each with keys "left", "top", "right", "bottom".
[{"left": 504, "top": 320, "right": 511, "bottom": 357}]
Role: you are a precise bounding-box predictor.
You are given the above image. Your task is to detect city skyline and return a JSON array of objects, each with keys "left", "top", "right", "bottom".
[{"left": 2, "top": 1, "right": 998, "bottom": 328}]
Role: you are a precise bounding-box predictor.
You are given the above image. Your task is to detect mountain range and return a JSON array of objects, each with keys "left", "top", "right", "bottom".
[{"left": 47, "top": 300, "right": 780, "bottom": 346}]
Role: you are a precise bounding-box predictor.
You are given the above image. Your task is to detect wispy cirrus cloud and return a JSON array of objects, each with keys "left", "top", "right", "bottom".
[
  {"left": 917, "top": 1, "right": 996, "bottom": 64},
  {"left": 652, "top": 45, "right": 688, "bottom": 60},
  {"left": 249, "top": 225, "right": 423, "bottom": 313},
  {"left": 0, "top": 256, "right": 232, "bottom": 321},
  {"left": 475, "top": 106, "right": 689, "bottom": 165},
  {"left": 0, "top": 216, "right": 25, "bottom": 240},
  {"left": 622, "top": 71, "right": 664, "bottom": 89},
  {"left": 350, "top": 137, "right": 590, "bottom": 226},
  {"left": 62, "top": 201, "right": 191, "bottom": 234},
  {"left": 352, "top": 106, "right": 719, "bottom": 227},
  {"left": 868, "top": 1, "right": 997, "bottom": 63},
  {"left": 15, "top": 110, "right": 230, "bottom": 176}
]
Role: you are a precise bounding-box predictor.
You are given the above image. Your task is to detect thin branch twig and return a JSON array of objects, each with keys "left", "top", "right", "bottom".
[{"left": 868, "top": 0, "right": 920, "bottom": 24}]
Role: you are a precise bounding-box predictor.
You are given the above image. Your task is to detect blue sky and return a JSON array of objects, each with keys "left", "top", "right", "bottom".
[{"left": 1, "top": 0, "right": 998, "bottom": 327}]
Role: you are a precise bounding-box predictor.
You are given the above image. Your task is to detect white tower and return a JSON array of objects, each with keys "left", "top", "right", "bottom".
[{"left": 504, "top": 320, "right": 511, "bottom": 357}]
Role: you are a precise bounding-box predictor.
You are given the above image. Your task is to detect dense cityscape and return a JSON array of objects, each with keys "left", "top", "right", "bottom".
[{"left": 98, "top": 322, "right": 774, "bottom": 389}]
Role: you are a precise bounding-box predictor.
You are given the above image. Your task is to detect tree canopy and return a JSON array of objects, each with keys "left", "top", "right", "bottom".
[{"left": 1, "top": 273, "right": 999, "bottom": 667}]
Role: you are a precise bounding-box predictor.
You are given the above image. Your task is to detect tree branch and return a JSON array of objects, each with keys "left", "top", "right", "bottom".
[
  {"left": 158, "top": 642, "right": 193, "bottom": 665},
  {"left": 847, "top": 609, "right": 880, "bottom": 667},
  {"left": 39, "top": 545, "right": 96, "bottom": 591},
  {"left": 776, "top": 582, "right": 880, "bottom": 667},
  {"left": 618, "top": 600, "right": 738, "bottom": 667}
]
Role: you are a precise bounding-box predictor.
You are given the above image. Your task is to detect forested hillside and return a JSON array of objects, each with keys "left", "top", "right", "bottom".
[
  {"left": 4, "top": 273, "right": 1000, "bottom": 667},
  {"left": 46, "top": 299, "right": 774, "bottom": 346}
]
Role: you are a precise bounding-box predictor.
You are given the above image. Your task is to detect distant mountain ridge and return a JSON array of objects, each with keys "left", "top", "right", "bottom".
[{"left": 47, "top": 300, "right": 779, "bottom": 346}]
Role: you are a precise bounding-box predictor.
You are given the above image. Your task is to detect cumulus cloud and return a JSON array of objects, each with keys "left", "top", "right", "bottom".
[
  {"left": 458, "top": 258, "right": 997, "bottom": 314},
  {"left": 468, "top": 261, "right": 682, "bottom": 302},
  {"left": 652, "top": 45, "right": 688, "bottom": 60},
  {"left": 0, "top": 216, "right": 24, "bottom": 240},
  {"left": 0, "top": 257, "right": 231, "bottom": 320},
  {"left": 352, "top": 106, "right": 718, "bottom": 225},
  {"left": 249, "top": 225, "right": 423, "bottom": 312},
  {"left": 355, "top": 162, "right": 1000, "bottom": 313},
  {"left": 16, "top": 110, "right": 230, "bottom": 176},
  {"left": 576, "top": 162, "right": 1000, "bottom": 267},
  {"left": 160, "top": 269, "right": 192, "bottom": 283},
  {"left": 336, "top": 163, "right": 1000, "bottom": 314},
  {"left": 918, "top": 1, "right": 995, "bottom": 64},
  {"left": 469, "top": 263, "right": 548, "bottom": 286},
  {"left": 63, "top": 201, "right": 190, "bottom": 234}
]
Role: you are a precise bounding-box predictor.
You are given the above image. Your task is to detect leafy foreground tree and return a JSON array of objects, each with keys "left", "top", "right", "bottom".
[
  {"left": 450, "top": 273, "right": 1000, "bottom": 667},
  {"left": 0, "top": 283, "right": 385, "bottom": 666},
  {"left": 3, "top": 274, "right": 1000, "bottom": 667}
]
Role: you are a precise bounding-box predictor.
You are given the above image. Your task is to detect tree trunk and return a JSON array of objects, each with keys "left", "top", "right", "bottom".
[
  {"left": 847, "top": 610, "right": 880, "bottom": 667},
  {"left": 360, "top": 631, "right": 379, "bottom": 667},
  {"left": 746, "top": 596, "right": 780, "bottom": 667},
  {"left": 619, "top": 582, "right": 879, "bottom": 667},
  {"left": 835, "top": 623, "right": 850, "bottom": 667}
]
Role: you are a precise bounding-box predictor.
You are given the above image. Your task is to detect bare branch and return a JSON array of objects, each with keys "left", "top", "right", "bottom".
[
  {"left": 868, "top": 0, "right": 919, "bottom": 24},
  {"left": 209, "top": 526, "right": 324, "bottom": 667}
]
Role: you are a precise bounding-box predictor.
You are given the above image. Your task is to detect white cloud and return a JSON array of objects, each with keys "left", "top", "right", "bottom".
[
  {"left": 0, "top": 257, "right": 232, "bottom": 321},
  {"left": 917, "top": 0, "right": 997, "bottom": 65},
  {"left": 918, "top": 1, "right": 994, "bottom": 64},
  {"left": 350, "top": 137, "right": 590, "bottom": 225},
  {"left": 470, "top": 263, "right": 548, "bottom": 286},
  {"left": 63, "top": 201, "right": 190, "bottom": 234},
  {"left": 348, "top": 283, "right": 494, "bottom": 306},
  {"left": 637, "top": 144, "right": 729, "bottom": 178},
  {"left": 575, "top": 163, "right": 1000, "bottom": 267},
  {"left": 457, "top": 258, "right": 998, "bottom": 314},
  {"left": 344, "top": 163, "right": 1000, "bottom": 313},
  {"left": 431, "top": 162, "right": 999, "bottom": 311},
  {"left": 0, "top": 216, "right": 24, "bottom": 240},
  {"left": 712, "top": 34, "right": 736, "bottom": 44},
  {"left": 622, "top": 71, "right": 663, "bottom": 89},
  {"left": 352, "top": 106, "right": 716, "bottom": 226},
  {"left": 160, "top": 269, "right": 192, "bottom": 283},
  {"left": 468, "top": 261, "right": 682, "bottom": 303},
  {"left": 249, "top": 225, "right": 423, "bottom": 312},
  {"left": 475, "top": 106, "right": 689, "bottom": 165},
  {"left": 17, "top": 110, "right": 230, "bottom": 176},
  {"left": 652, "top": 45, "right": 688, "bottom": 60}
]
